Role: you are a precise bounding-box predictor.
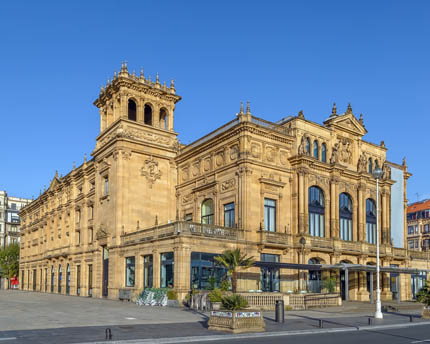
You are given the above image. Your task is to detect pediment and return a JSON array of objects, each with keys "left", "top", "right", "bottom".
[
  {"left": 324, "top": 113, "right": 367, "bottom": 137},
  {"left": 48, "top": 172, "right": 60, "bottom": 192}
]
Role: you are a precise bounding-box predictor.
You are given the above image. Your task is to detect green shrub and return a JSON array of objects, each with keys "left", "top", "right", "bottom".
[
  {"left": 167, "top": 289, "right": 177, "bottom": 300},
  {"left": 221, "top": 294, "right": 248, "bottom": 310},
  {"left": 417, "top": 281, "right": 430, "bottom": 307},
  {"left": 285, "top": 305, "right": 293, "bottom": 311},
  {"left": 322, "top": 276, "right": 337, "bottom": 293},
  {"left": 219, "top": 277, "right": 231, "bottom": 292},
  {"left": 208, "top": 288, "right": 223, "bottom": 302}
]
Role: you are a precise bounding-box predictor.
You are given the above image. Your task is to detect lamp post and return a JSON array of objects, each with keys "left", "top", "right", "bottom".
[
  {"left": 372, "top": 166, "right": 384, "bottom": 319},
  {"left": 300, "top": 237, "right": 306, "bottom": 291}
]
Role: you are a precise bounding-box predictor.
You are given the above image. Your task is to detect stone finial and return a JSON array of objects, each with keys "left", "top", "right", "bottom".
[
  {"left": 106, "top": 78, "right": 110, "bottom": 87},
  {"left": 55, "top": 170, "right": 58, "bottom": 179},
  {"left": 346, "top": 103, "right": 353, "bottom": 114},
  {"left": 132, "top": 70, "right": 136, "bottom": 78},
  {"left": 84, "top": 153, "right": 87, "bottom": 163},
  {"left": 359, "top": 113, "right": 364, "bottom": 126},
  {"left": 124, "top": 61, "right": 128, "bottom": 72},
  {"left": 170, "top": 79, "right": 175, "bottom": 93},
  {"left": 380, "top": 140, "right": 385, "bottom": 148},
  {"left": 148, "top": 75, "right": 152, "bottom": 82},
  {"left": 246, "top": 101, "right": 251, "bottom": 115},
  {"left": 403, "top": 156, "right": 407, "bottom": 167},
  {"left": 121, "top": 61, "right": 124, "bottom": 72},
  {"left": 155, "top": 215, "right": 158, "bottom": 225},
  {"left": 140, "top": 68, "right": 144, "bottom": 80},
  {"left": 331, "top": 102, "right": 337, "bottom": 117},
  {"left": 156, "top": 72, "right": 160, "bottom": 84},
  {"left": 114, "top": 71, "right": 117, "bottom": 79},
  {"left": 73, "top": 161, "right": 76, "bottom": 170},
  {"left": 239, "top": 101, "right": 244, "bottom": 115},
  {"left": 43, "top": 185, "right": 46, "bottom": 192},
  {"left": 298, "top": 110, "right": 304, "bottom": 119}
]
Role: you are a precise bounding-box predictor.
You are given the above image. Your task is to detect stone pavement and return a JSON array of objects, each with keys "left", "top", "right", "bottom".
[{"left": 0, "top": 290, "right": 429, "bottom": 344}]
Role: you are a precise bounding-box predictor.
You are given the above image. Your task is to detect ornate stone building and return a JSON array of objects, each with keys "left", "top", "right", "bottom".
[
  {"left": 407, "top": 199, "right": 430, "bottom": 251},
  {"left": 19, "top": 63, "right": 426, "bottom": 301}
]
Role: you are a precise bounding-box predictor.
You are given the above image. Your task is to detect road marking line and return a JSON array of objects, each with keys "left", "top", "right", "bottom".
[
  {"left": 411, "top": 340, "right": 430, "bottom": 343},
  {"left": 0, "top": 338, "right": 17, "bottom": 341}
]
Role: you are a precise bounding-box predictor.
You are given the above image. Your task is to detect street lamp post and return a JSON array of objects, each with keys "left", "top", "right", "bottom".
[
  {"left": 372, "top": 166, "right": 384, "bottom": 319},
  {"left": 300, "top": 237, "right": 306, "bottom": 291}
]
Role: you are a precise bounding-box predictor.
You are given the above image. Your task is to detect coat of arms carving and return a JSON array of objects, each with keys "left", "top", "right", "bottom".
[{"left": 141, "top": 156, "right": 162, "bottom": 188}]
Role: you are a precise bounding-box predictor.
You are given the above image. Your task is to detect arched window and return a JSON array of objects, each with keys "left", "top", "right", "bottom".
[
  {"left": 58, "top": 265, "right": 62, "bottom": 293},
  {"left": 306, "top": 137, "right": 311, "bottom": 154},
  {"left": 313, "top": 140, "right": 318, "bottom": 159},
  {"left": 375, "top": 160, "right": 379, "bottom": 170},
  {"left": 308, "top": 258, "right": 322, "bottom": 293},
  {"left": 159, "top": 108, "right": 168, "bottom": 130},
  {"left": 368, "top": 158, "right": 373, "bottom": 173},
  {"left": 339, "top": 193, "right": 353, "bottom": 241},
  {"left": 321, "top": 143, "right": 327, "bottom": 162},
  {"left": 144, "top": 104, "right": 152, "bottom": 125},
  {"left": 309, "top": 186, "right": 325, "bottom": 237},
  {"left": 201, "top": 199, "right": 214, "bottom": 225},
  {"left": 128, "top": 99, "right": 137, "bottom": 121},
  {"left": 366, "top": 199, "right": 377, "bottom": 244}
]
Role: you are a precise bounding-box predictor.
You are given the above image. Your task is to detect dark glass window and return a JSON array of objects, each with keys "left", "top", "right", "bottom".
[
  {"left": 144, "top": 255, "right": 153, "bottom": 288},
  {"left": 368, "top": 158, "right": 373, "bottom": 173},
  {"left": 125, "top": 257, "right": 135, "bottom": 287},
  {"left": 340, "top": 193, "right": 353, "bottom": 241},
  {"left": 191, "top": 252, "right": 228, "bottom": 290},
  {"left": 144, "top": 104, "right": 152, "bottom": 125},
  {"left": 309, "top": 186, "right": 325, "bottom": 237},
  {"left": 321, "top": 143, "right": 327, "bottom": 162},
  {"left": 161, "top": 252, "right": 174, "bottom": 288},
  {"left": 366, "top": 199, "right": 376, "bottom": 244},
  {"left": 306, "top": 137, "right": 310, "bottom": 154},
  {"left": 260, "top": 254, "right": 280, "bottom": 292},
  {"left": 184, "top": 213, "right": 193, "bottom": 222},
  {"left": 128, "top": 99, "right": 137, "bottom": 121},
  {"left": 264, "top": 198, "right": 276, "bottom": 232},
  {"left": 224, "top": 202, "right": 235, "bottom": 228},
  {"left": 201, "top": 199, "right": 214, "bottom": 224},
  {"left": 313, "top": 140, "right": 318, "bottom": 159}
]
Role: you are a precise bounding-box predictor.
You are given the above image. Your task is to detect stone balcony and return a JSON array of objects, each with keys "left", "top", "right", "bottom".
[{"left": 121, "top": 221, "right": 245, "bottom": 246}]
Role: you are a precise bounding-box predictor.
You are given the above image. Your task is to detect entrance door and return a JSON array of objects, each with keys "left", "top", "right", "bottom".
[
  {"left": 66, "top": 265, "right": 70, "bottom": 295},
  {"left": 260, "top": 267, "right": 280, "bottom": 292},
  {"left": 340, "top": 271, "right": 346, "bottom": 300},
  {"left": 102, "top": 246, "right": 109, "bottom": 297},
  {"left": 32, "top": 269, "right": 36, "bottom": 290}
]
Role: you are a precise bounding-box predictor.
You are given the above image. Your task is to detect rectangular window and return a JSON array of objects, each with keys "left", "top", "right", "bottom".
[
  {"left": 425, "top": 224, "right": 429, "bottom": 233},
  {"left": 76, "top": 265, "right": 81, "bottom": 296},
  {"left": 415, "top": 240, "right": 419, "bottom": 248},
  {"left": 160, "top": 252, "right": 174, "bottom": 288},
  {"left": 264, "top": 198, "right": 276, "bottom": 232},
  {"left": 125, "top": 257, "right": 135, "bottom": 287},
  {"left": 408, "top": 226, "right": 414, "bottom": 234},
  {"left": 224, "top": 202, "right": 235, "bottom": 228},
  {"left": 144, "top": 255, "right": 153, "bottom": 288},
  {"left": 190, "top": 252, "right": 228, "bottom": 290},
  {"left": 184, "top": 213, "right": 193, "bottom": 222},
  {"left": 11, "top": 203, "right": 16, "bottom": 210},
  {"left": 415, "top": 225, "right": 419, "bottom": 233},
  {"left": 104, "top": 176, "right": 109, "bottom": 196}
]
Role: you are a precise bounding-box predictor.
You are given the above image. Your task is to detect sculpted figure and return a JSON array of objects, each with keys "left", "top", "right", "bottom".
[
  {"left": 298, "top": 136, "right": 306, "bottom": 155},
  {"left": 383, "top": 162, "right": 391, "bottom": 180},
  {"left": 330, "top": 142, "right": 339, "bottom": 164},
  {"left": 357, "top": 153, "right": 367, "bottom": 173}
]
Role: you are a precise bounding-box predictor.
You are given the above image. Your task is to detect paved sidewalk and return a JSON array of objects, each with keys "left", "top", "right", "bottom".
[{"left": 1, "top": 290, "right": 428, "bottom": 344}]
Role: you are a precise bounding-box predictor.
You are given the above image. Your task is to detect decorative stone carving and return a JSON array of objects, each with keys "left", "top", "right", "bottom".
[
  {"left": 182, "top": 194, "right": 193, "bottom": 204},
  {"left": 357, "top": 153, "right": 367, "bottom": 173},
  {"left": 141, "top": 156, "right": 162, "bottom": 188},
  {"left": 383, "top": 162, "right": 391, "bottom": 180},
  {"left": 340, "top": 141, "right": 352, "bottom": 164},
  {"left": 182, "top": 166, "right": 189, "bottom": 181},
  {"left": 279, "top": 150, "right": 288, "bottom": 165},
  {"left": 215, "top": 153, "right": 224, "bottom": 167},
  {"left": 251, "top": 143, "right": 261, "bottom": 158},
  {"left": 230, "top": 145, "right": 239, "bottom": 161},
  {"left": 265, "top": 146, "right": 275, "bottom": 162},
  {"left": 221, "top": 178, "right": 236, "bottom": 192},
  {"left": 203, "top": 157, "right": 212, "bottom": 172},
  {"left": 330, "top": 143, "right": 340, "bottom": 164},
  {"left": 192, "top": 161, "right": 200, "bottom": 177},
  {"left": 298, "top": 136, "right": 306, "bottom": 155}
]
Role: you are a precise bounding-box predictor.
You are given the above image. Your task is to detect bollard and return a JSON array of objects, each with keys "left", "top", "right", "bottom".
[
  {"left": 410, "top": 315, "right": 413, "bottom": 322},
  {"left": 368, "top": 317, "right": 372, "bottom": 325},
  {"left": 105, "top": 328, "right": 112, "bottom": 340},
  {"left": 319, "top": 319, "right": 323, "bottom": 328},
  {"left": 275, "top": 300, "right": 285, "bottom": 323}
]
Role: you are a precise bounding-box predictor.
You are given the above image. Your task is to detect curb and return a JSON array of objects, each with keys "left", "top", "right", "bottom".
[{"left": 73, "top": 321, "right": 430, "bottom": 344}]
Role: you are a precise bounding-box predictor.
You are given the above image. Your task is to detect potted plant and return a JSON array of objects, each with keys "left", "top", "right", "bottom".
[
  {"left": 416, "top": 281, "right": 430, "bottom": 318},
  {"left": 208, "top": 288, "right": 223, "bottom": 310},
  {"left": 166, "top": 289, "right": 179, "bottom": 307},
  {"left": 208, "top": 294, "right": 265, "bottom": 333},
  {"left": 322, "top": 276, "right": 337, "bottom": 293}
]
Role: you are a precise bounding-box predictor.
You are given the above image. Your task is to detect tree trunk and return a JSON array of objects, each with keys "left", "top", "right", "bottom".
[{"left": 232, "top": 272, "right": 237, "bottom": 293}]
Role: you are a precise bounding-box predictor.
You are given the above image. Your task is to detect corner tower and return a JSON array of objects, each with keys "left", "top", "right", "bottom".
[{"left": 92, "top": 62, "right": 181, "bottom": 247}]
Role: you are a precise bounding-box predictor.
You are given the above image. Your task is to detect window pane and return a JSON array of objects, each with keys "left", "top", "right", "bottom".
[{"left": 126, "top": 257, "right": 135, "bottom": 287}]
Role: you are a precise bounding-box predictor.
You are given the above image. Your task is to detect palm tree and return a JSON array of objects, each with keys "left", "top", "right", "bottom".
[{"left": 214, "top": 248, "right": 255, "bottom": 293}]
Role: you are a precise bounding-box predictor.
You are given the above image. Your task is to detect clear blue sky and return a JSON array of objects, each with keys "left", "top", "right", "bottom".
[{"left": 0, "top": 1, "right": 429, "bottom": 202}]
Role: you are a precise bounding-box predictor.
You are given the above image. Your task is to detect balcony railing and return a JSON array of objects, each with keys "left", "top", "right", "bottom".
[
  {"left": 121, "top": 221, "right": 244, "bottom": 246},
  {"left": 258, "top": 230, "right": 292, "bottom": 246}
]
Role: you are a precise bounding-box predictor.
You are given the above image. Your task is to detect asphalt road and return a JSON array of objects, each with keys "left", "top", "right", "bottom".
[{"left": 183, "top": 324, "right": 430, "bottom": 344}]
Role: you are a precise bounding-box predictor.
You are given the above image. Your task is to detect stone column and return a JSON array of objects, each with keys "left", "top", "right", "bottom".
[
  {"left": 298, "top": 169, "right": 305, "bottom": 234},
  {"left": 358, "top": 184, "right": 365, "bottom": 242},
  {"left": 330, "top": 178, "right": 338, "bottom": 239},
  {"left": 173, "top": 244, "right": 191, "bottom": 299},
  {"left": 381, "top": 272, "right": 392, "bottom": 300},
  {"left": 382, "top": 191, "right": 388, "bottom": 244},
  {"left": 152, "top": 249, "right": 160, "bottom": 288}
]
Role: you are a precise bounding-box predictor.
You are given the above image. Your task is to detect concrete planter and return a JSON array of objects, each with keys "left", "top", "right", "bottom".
[
  {"left": 167, "top": 300, "right": 180, "bottom": 307},
  {"left": 422, "top": 306, "right": 430, "bottom": 319},
  {"left": 211, "top": 302, "right": 222, "bottom": 310},
  {"left": 208, "top": 310, "right": 265, "bottom": 333}
]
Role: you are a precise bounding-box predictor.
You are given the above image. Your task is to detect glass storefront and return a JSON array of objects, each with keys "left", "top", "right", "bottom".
[
  {"left": 412, "top": 271, "right": 427, "bottom": 299},
  {"left": 260, "top": 254, "right": 280, "bottom": 292},
  {"left": 161, "top": 252, "right": 174, "bottom": 288},
  {"left": 191, "top": 252, "right": 227, "bottom": 290}
]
